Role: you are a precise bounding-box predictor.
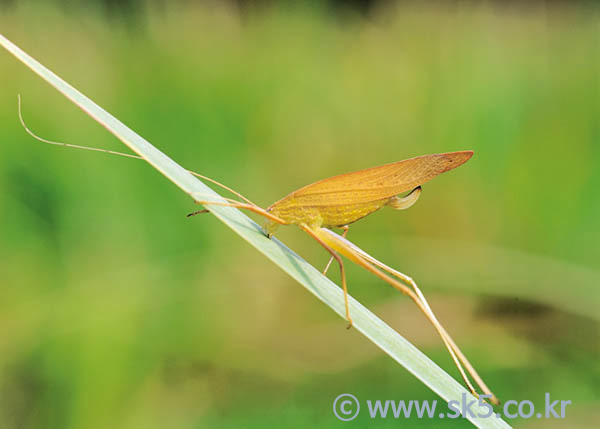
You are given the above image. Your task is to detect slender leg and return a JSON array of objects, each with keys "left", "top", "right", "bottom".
[
  {"left": 323, "top": 225, "right": 349, "bottom": 276},
  {"left": 317, "top": 228, "right": 499, "bottom": 405},
  {"left": 300, "top": 224, "right": 353, "bottom": 329},
  {"left": 191, "top": 199, "right": 288, "bottom": 225},
  {"left": 312, "top": 227, "right": 485, "bottom": 402}
]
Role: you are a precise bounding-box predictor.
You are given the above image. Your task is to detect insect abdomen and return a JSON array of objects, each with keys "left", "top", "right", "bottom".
[
  {"left": 318, "top": 199, "right": 388, "bottom": 227},
  {"left": 270, "top": 198, "right": 389, "bottom": 228}
]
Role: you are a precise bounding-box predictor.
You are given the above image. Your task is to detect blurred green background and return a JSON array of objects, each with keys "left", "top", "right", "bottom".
[{"left": 1, "top": 1, "right": 599, "bottom": 428}]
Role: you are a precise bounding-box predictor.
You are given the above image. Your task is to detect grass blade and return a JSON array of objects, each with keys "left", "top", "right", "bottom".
[{"left": 0, "top": 33, "right": 511, "bottom": 428}]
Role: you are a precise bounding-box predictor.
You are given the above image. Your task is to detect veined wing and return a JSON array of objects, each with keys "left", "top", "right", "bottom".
[{"left": 270, "top": 151, "right": 473, "bottom": 208}]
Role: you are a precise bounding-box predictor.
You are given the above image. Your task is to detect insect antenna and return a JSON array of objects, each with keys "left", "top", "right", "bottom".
[{"left": 17, "top": 94, "right": 259, "bottom": 208}]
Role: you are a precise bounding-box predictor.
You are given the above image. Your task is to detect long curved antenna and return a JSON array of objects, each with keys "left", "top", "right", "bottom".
[{"left": 17, "top": 94, "right": 258, "bottom": 207}]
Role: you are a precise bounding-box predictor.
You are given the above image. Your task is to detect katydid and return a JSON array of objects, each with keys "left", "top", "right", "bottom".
[{"left": 18, "top": 96, "right": 498, "bottom": 405}]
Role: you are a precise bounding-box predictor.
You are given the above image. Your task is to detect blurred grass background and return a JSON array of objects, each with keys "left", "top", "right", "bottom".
[{"left": 0, "top": 1, "right": 599, "bottom": 428}]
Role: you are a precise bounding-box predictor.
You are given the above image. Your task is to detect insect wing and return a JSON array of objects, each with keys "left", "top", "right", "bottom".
[{"left": 278, "top": 151, "right": 473, "bottom": 207}]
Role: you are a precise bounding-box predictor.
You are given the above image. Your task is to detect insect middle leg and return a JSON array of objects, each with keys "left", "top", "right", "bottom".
[
  {"left": 300, "top": 224, "right": 353, "bottom": 329},
  {"left": 322, "top": 225, "right": 349, "bottom": 276}
]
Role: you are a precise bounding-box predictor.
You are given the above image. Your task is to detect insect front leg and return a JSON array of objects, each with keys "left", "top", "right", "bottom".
[{"left": 263, "top": 220, "right": 280, "bottom": 238}]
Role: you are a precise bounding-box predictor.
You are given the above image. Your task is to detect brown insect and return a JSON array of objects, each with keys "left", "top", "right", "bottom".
[{"left": 19, "top": 98, "right": 497, "bottom": 404}]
